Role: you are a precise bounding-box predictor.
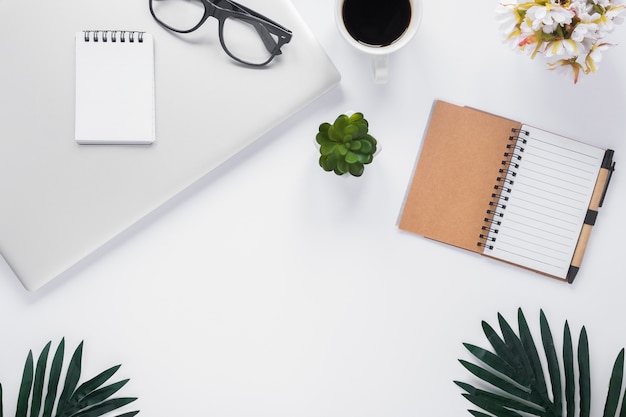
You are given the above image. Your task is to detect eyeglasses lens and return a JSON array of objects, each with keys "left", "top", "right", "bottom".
[
  {"left": 222, "top": 16, "right": 279, "bottom": 65},
  {"left": 151, "top": 0, "right": 206, "bottom": 32}
]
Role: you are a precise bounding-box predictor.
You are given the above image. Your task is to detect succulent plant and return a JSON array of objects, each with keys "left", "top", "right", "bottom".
[{"left": 316, "top": 112, "right": 378, "bottom": 177}]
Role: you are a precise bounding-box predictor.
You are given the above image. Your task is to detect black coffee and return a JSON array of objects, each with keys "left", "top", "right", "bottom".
[{"left": 342, "top": 0, "right": 412, "bottom": 47}]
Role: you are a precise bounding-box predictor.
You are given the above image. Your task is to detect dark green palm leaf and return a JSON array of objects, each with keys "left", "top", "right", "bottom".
[
  {"left": 540, "top": 311, "right": 562, "bottom": 417},
  {"left": 4, "top": 340, "right": 139, "bottom": 417},
  {"left": 31, "top": 342, "right": 52, "bottom": 417},
  {"left": 457, "top": 309, "right": 626, "bottom": 417},
  {"left": 604, "top": 349, "right": 625, "bottom": 417},
  {"left": 578, "top": 328, "right": 590, "bottom": 417},
  {"left": 563, "top": 322, "right": 575, "bottom": 417},
  {"left": 70, "top": 397, "right": 137, "bottom": 417},
  {"left": 61, "top": 380, "right": 130, "bottom": 417},
  {"left": 44, "top": 339, "right": 66, "bottom": 417},
  {"left": 56, "top": 342, "right": 84, "bottom": 416},
  {"left": 16, "top": 351, "right": 34, "bottom": 417},
  {"left": 69, "top": 365, "right": 121, "bottom": 406}
]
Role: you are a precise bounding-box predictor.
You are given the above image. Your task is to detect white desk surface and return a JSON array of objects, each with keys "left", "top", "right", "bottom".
[{"left": 1, "top": 0, "right": 626, "bottom": 416}]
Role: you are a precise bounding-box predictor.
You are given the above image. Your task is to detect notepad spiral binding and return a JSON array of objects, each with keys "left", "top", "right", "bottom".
[
  {"left": 83, "top": 30, "right": 145, "bottom": 43},
  {"left": 477, "top": 128, "right": 529, "bottom": 250}
]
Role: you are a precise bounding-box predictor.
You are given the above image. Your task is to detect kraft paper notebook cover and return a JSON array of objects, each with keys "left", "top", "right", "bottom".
[{"left": 399, "top": 100, "right": 615, "bottom": 283}]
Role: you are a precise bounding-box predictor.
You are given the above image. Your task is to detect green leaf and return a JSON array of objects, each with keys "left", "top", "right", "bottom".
[
  {"left": 517, "top": 309, "right": 550, "bottom": 405},
  {"left": 71, "top": 397, "right": 137, "bottom": 417},
  {"left": 464, "top": 386, "right": 543, "bottom": 415},
  {"left": 315, "top": 132, "right": 328, "bottom": 145},
  {"left": 357, "top": 154, "right": 373, "bottom": 164},
  {"left": 482, "top": 321, "right": 528, "bottom": 388},
  {"left": 360, "top": 140, "right": 372, "bottom": 154},
  {"left": 57, "top": 341, "right": 84, "bottom": 416},
  {"left": 498, "top": 313, "right": 533, "bottom": 385},
  {"left": 16, "top": 351, "right": 34, "bottom": 417},
  {"left": 114, "top": 412, "right": 140, "bottom": 417},
  {"left": 318, "top": 122, "right": 330, "bottom": 134},
  {"left": 336, "top": 158, "right": 348, "bottom": 175},
  {"left": 344, "top": 125, "right": 357, "bottom": 138},
  {"left": 334, "top": 114, "right": 348, "bottom": 128},
  {"left": 604, "top": 349, "right": 624, "bottom": 417},
  {"left": 350, "top": 140, "right": 362, "bottom": 151},
  {"left": 619, "top": 383, "right": 626, "bottom": 417},
  {"left": 1, "top": 383, "right": 4, "bottom": 417},
  {"left": 328, "top": 125, "right": 342, "bottom": 142},
  {"left": 67, "top": 365, "right": 121, "bottom": 407},
  {"left": 348, "top": 112, "right": 364, "bottom": 123},
  {"left": 540, "top": 310, "right": 562, "bottom": 417},
  {"left": 31, "top": 341, "right": 52, "bottom": 417},
  {"left": 320, "top": 142, "right": 336, "bottom": 156},
  {"left": 468, "top": 411, "right": 495, "bottom": 417},
  {"left": 461, "top": 393, "right": 525, "bottom": 417},
  {"left": 579, "top": 327, "right": 591, "bottom": 417},
  {"left": 458, "top": 360, "right": 531, "bottom": 400},
  {"left": 345, "top": 152, "right": 359, "bottom": 164},
  {"left": 63, "top": 380, "right": 129, "bottom": 417},
  {"left": 464, "top": 344, "right": 518, "bottom": 379},
  {"left": 43, "top": 339, "right": 65, "bottom": 417},
  {"left": 563, "top": 322, "right": 575, "bottom": 417},
  {"left": 348, "top": 163, "right": 364, "bottom": 177}
]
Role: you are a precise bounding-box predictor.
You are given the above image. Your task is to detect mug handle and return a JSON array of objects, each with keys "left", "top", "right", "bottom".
[{"left": 372, "top": 55, "right": 389, "bottom": 84}]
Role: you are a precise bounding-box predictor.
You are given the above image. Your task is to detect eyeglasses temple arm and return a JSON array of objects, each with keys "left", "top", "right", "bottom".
[{"left": 224, "top": 0, "right": 292, "bottom": 34}]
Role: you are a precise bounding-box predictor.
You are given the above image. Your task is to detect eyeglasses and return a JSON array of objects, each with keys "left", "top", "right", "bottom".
[{"left": 149, "top": 0, "right": 293, "bottom": 66}]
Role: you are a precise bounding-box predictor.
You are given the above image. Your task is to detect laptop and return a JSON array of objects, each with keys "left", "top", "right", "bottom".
[{"left": 0, "top": 0, "right": 340, "bottom": 291}]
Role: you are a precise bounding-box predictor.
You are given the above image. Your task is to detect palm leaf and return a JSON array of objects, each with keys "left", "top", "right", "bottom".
[
  {"left": 56, "top": 341, "right": 84, "bottom": 416},
  {"left": 540, "top": 311, "right": 561, "bottom": 417},
  {"left": 6, "top": 340, "right": 139, "bottom": 417},
  {"left": 16, "top": 351, "right": 34, "bottom": 417},
  {"left": 31, "top": 341, "right": 52, "bottom": 417},
  {"left": 604, "top": 349, "right": 625, "bottom": 417},
  {"left": 43, "top": 338, "right": 66, "bottom": 417},
  {"left": 578, "top": 328, "right": 590, "bottom": 417},
  {"left": 563, "top": 322, "right": 575, "bottom": 417},
  {"left": 457, "top": 309, "right": 626, "bottom": 417}
]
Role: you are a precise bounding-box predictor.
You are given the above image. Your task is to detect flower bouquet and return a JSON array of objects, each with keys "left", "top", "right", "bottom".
[{"left": 497, "top": 0, "right": 625, "bottom": 82}]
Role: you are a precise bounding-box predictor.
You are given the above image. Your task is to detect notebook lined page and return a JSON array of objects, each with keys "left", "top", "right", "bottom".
[{"left": 484, "top": 125, "right": 605, "bottom": 279}]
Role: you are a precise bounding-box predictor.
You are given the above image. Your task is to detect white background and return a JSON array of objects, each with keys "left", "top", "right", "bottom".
[{"left": 2, "top": 0, "right": 626, "bottom": 416}]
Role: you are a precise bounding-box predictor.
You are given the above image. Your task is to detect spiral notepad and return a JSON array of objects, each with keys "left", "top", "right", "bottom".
[
  {"left": 75, "top": 30, "right": 155, "bottom": 144},
  {"left": 399, "top": 100, "right": 615, "bottom": 283}
]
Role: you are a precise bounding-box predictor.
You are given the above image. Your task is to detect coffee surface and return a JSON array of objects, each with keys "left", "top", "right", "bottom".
[{"left": 342, "top": 0, "right": 412, "bottom": 47}]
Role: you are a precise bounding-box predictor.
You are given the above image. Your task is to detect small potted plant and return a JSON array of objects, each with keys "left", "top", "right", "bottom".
[{"left": 316, "top": 112, "right": 378, "bottom": 177}]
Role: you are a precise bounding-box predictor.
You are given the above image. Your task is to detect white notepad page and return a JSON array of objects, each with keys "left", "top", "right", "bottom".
[
  {"left": 75, "top": 30, "right": 155, "bottom": 144},
  {"left": 485, "top": 125, "right": 605, "bottom": 278}
]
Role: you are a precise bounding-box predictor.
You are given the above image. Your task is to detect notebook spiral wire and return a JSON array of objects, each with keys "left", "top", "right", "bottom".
[
  {"left": 477, "top": 128, "right": 529, "bottom": 250},
  {"left": 83, "top": 30, "right": 145, "bottom": 43}
]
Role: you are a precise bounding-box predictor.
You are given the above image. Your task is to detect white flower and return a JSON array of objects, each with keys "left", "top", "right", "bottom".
[
  {"left": 545, "top": 39, "right": 580, "bottom": 57},
  {"left": 571, "top": 22, "right": 599, "bottom": 42},
  {"left": 585, "top": 42, "right": 610, "bottom": 72},
  {"left": 495, "top": 4, "right": 522, "bottom": 37},
  {"left": 526, "top": 4, "right": 575, "bottom": 33},
  {"left": 496, "top": 0, "right": 625, "bottom": 83}
]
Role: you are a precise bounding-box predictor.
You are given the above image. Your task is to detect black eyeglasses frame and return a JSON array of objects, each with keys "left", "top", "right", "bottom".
[{"left": 149, "top": 0, "right": 293, "bottom": 67}]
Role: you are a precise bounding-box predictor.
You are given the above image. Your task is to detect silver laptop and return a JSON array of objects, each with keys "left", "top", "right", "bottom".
[{"left": 0, "top": 0, "right": 340, "bottom": 291}]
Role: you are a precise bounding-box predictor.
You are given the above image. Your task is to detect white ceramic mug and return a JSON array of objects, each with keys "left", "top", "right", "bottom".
[{"left": 335, "top": 0, "right": 422, "bottom": 84}]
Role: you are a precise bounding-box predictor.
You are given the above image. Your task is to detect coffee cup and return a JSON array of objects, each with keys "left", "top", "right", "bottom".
[{"left": 335, "top": 0, "right": 422, "bottom": 84}]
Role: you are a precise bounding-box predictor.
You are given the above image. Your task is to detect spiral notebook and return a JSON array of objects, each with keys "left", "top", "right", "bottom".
[
  {"left": 399, "top": 100, "right": 615, "bottom": 283},
  {"left": 75, "top": 30, "right": 155, "bottom": 144}
]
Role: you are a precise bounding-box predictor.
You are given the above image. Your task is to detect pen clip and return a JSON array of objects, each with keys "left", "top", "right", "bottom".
[{"left": 600, "top": 160, "right": 615, "bottom": 207}]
